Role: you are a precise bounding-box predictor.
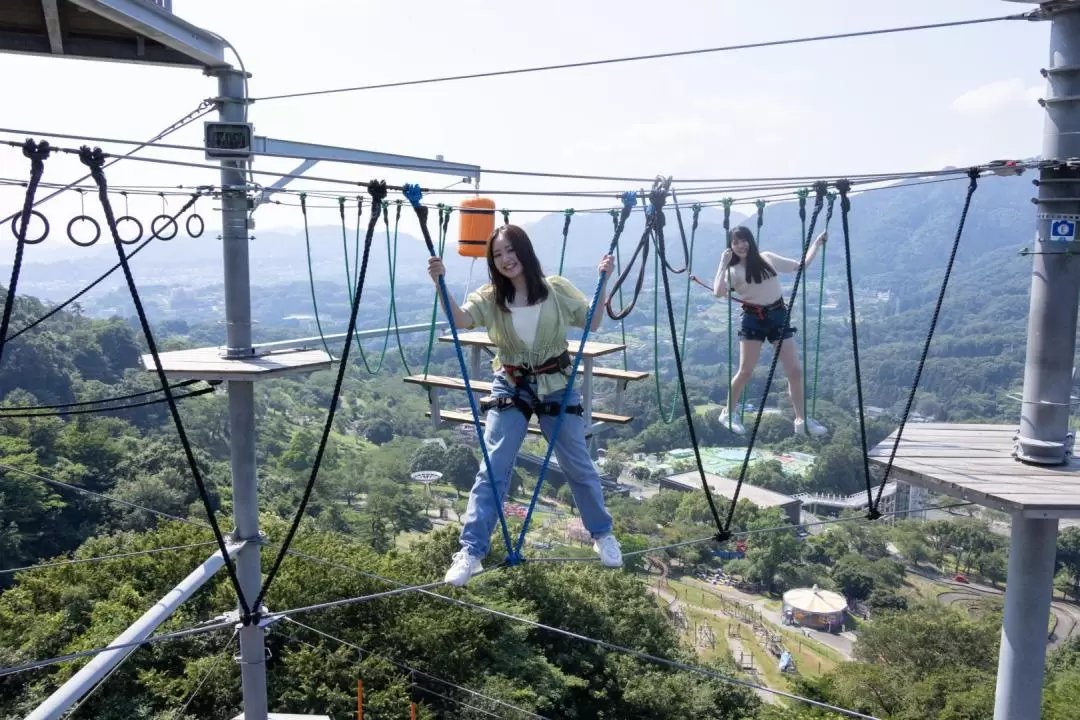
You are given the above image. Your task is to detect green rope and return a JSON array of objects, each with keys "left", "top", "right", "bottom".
[
  {"left": 796, "top": 188, "right": 810, "bottom": 418},
  {"left": 500, "top": 209, "right": 510, "bottom": 225},
  {"left": 341, "top": 197, "right": 394, "bottom": 375},
  {"left": 810, "top": 192, "right": 836, "bottom": 416},
  {"left": 384, "top": 200, "right": 415, "bottom": 375},
  {"left": 558, "top": 208, "right": 574, "bottom": 274},
  {"left": 419, "top": 205, "right": 452, "bottom": 377},
  {"left": 301, "top": 193, "right": 333, "bottom": 358}
]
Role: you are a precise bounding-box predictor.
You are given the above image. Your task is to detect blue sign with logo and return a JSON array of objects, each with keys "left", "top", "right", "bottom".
[{"left": 1051, "top": 219, "right": 1076, "bottom": 243}]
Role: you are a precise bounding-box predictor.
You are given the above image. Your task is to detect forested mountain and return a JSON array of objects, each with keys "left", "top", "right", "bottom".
[{"left": 0, "top": 169, "right": 1078, "bottom": 718}]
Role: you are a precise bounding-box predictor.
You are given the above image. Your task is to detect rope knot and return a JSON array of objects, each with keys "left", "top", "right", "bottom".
[
  {"left": 564, "top": 208, "right": 575, "bottom": 218},
  {"left": 714, "top": 529, "right": 732, "bottom": 544},
  {"left": 77, "top": 145, "right": 107, "bottom": 172},
  {"left": 835, "top": 178, "right": 852, "bottom": 211},
  {"left": 619, "top": 191, "right": 637, "bottom": 210},
  {"left": 401, "top": 183, "right": 422, "bottom": 208},
  {"left": 21, "top": 138, "right": 51, "bottom": 162},
  {"left": 866, "top": 507, "right": 882, "bottom": 522},
  {"left": 367, "top": 179, "right": 388, "bottom": 205}
]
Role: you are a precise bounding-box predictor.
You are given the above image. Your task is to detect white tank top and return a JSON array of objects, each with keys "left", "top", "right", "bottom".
[{"left": 509, "top": 303, "right": 542, "bottom": 349}]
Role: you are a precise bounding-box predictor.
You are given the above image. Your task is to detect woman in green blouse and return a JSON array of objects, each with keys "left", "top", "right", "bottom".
[{"left": 427, "top": 224, "right": 623, "bottom": 586}]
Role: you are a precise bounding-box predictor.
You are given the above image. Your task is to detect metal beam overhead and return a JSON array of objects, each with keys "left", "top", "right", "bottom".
[
  {"left": 39, "top": 0, "right": 63, "bottom": 54},
  {"left": 68, "top": 0, "right": 225, "bottom": 67},
  {"left": 251, "top": 136, "right": 480, "bottom": 181}
]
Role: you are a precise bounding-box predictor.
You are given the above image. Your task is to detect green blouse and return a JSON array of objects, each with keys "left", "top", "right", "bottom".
[{"left": 461, "top": 275, "right": 590, "bottom": 398}]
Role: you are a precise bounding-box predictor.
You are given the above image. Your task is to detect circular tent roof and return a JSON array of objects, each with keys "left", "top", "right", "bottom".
[{"left": 783, "top": 585, "right": 848, "bottom": 614}]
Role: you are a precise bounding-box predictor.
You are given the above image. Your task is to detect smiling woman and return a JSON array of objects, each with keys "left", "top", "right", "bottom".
[{"left": 426, "top": 223, "right": 623, "bottom": 586}]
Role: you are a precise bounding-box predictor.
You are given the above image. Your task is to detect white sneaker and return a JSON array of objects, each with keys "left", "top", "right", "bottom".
[
  {"left": 593, "top": 533, "right": 623, "bottom": 568},
  {"left": 444, "top": 550, "right": 483, "bottom": 587},
  {"left": 719, "top": 407, "right": 745, "bottom": 435},
  {"left": 795, "top": 418, "right": 828, "bottom": 437}
]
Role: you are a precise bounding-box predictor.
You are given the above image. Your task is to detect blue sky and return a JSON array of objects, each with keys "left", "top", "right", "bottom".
[{"left": 0, "top": 0, "right": 1050, "bottom": 252}]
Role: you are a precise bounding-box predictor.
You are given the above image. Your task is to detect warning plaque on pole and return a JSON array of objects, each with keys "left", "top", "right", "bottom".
[{"left": 1050, "top": 219, "right": 1077, "bottom": 243}]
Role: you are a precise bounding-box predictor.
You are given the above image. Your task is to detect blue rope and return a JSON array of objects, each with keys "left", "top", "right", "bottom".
[
  {"left": 402, "top": 184, "right": 517, "bottom": 562},
  {"left": 512, "top": 191, "right": 639, "bottom": 558}
]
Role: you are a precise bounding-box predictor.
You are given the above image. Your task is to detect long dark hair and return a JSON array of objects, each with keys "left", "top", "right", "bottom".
[
  {"left": 728, "top": 226, "right": 777, "bottom": 284},
  {"left": 486, "top": 224, "right": 549, "bottom": 312}
]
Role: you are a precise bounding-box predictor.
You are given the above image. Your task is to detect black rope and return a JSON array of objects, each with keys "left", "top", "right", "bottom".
[
  {"left": 834, "top": 180, "right": 876, "bottom": 517},
  {"left": 4, "top": 192, "right": 203, "bottom": 344},
  {"left": 870, "top": 168, "right": 980, "bottom": 516},
  {"left": 0, "top": 140, "right": 50, "bottom": 366},
  {"left": 254, "top": 179, "right": 388, "bottom": 615},
  {"left": 77, "top": 145, "right": 251, "bottom": 617},
  {"left": 654, "top": 184, "right": 725, "bottom": 538},
  {"left": 722, "top": 183, "right": 827, "bottom": 536},
  {"left": 0, "top": 386, "right": 214, "bottom": 418},
  {"left": 605, "top": 193, "right": 659, "bottom": 321},
  {"left": 0, "top": 379, "right": 202, "bottom": 411}
]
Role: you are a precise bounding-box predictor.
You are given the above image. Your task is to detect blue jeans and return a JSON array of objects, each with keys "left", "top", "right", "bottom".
[{"left": 459, "top": 373, "right": 614, "bottom": 558}]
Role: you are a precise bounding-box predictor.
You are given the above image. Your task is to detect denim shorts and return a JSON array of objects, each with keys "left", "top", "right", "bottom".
[{"left": 739, "top": 301, "right": 797, "bottom": 344}]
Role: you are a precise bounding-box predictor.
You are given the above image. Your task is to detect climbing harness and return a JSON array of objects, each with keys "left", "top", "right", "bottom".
[
  {"left": 405, "top": 183, "right": 517, "bottom": 562},
  {"left": 256, "top": 179, "right": 389, "bottom": 620},
  {"left": 869, "top": 168, "right": 981, "bottom": 517},
  {"left": 721, "top": 184, "right": 828, "bottom": 539},
  {"left": 479, "top": 351, "right": 585, "bottom": 421},
  {"left": 512, "top": 189, "right": 640, "bottom": 559}
]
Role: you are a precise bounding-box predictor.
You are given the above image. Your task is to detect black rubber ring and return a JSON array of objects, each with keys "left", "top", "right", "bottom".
[
  {"left": 115, "top": 216, "right": 144, "bottom": 245},
  {"left": 10, "top": 210, "right": 49, "bottom": 244},
  {"left": 186, "top": 213, "right": 205, "bottom": 238},
  {"left": 66, "top": 215, "right": 101, "bottom": 247},
  {"left": 150, "top": 214, "right": 179, "bottom": 241}
]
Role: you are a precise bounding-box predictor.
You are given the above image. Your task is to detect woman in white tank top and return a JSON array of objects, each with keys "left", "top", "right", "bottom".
[{"left": 712, "top": 225, "right": 829, "bottom": 438}]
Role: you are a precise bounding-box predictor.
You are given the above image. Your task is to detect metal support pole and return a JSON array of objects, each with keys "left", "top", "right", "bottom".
[
  {"left": 996, "top": 4, "right": 1080, "bottom": 717},
  {"left": 25, "top": 544, "right": 244, "bottom": 720},
  {"left": 215, "top": 66, "right": 269, "bottom": 720},
  {"left": 994, "top": 516, "right": 1059, "bottom": 719},
  {"left": 1016, "top": 1, "right": 1080, "bottom": 465}
]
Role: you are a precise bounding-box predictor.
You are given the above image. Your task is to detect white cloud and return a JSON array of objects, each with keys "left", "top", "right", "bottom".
[{"left": 951, "top": 78, "right": 1042, "bottom": 115}]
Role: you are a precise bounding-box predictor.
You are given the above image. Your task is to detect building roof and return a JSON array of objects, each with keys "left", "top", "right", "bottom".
[
  {"left": 664, "top": 471, "right": 800, "bottom": 509},
  {"left": 783, "top": 585, "right": 848, "bottom": 613}
]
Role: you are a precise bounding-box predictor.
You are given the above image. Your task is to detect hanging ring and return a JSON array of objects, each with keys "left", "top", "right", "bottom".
[
  {"left": 115, "top": 216, "right": 144, "bottom": 245},
  {"left": 150, "top": 214, "right": 179, "bottom": 241},
  {"left": 10, "top": 210, "right": 49, "bottom": 244},
  {"left": 66, "top": 215, "right": 101, "bottom": 247},
  {"left": 186, "top": 213, "right": 205, "bottom": 238}
]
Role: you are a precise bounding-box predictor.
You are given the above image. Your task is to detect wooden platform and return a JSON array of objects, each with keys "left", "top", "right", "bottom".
[
  {"left": 140, "top": 347, "right": 333, "bottom": 381},
  {"left": 439, "top": 331, "right": 625, "bottom": 359},
  {"left": 867, "top": 423, "right": 1080, "bottom": 519},
  {"left": 405, "top": 375, "right": 632, "bottom": 424},
  {"left": 429, "top": 410, "right": 618, "bottom": 437},
  {"left": 593, "top": 367, "right": 650, "bottom": 382}
]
